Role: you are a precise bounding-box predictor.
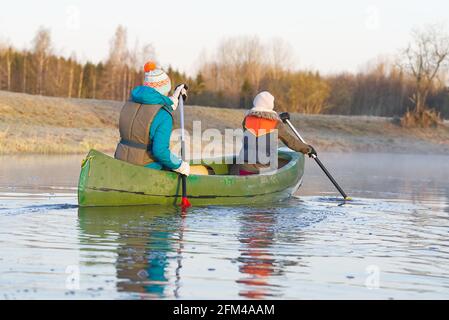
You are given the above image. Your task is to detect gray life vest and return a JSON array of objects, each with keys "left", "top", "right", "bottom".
[{"left": 114, "top": 101, "right": 173, "bottom": 166}]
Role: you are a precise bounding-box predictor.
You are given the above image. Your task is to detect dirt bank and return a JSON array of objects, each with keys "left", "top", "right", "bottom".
[{"left": 1, "top": 90, "right": 448, "bottom": 155}]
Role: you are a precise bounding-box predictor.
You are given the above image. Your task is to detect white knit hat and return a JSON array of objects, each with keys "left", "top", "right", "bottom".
[
  {"left": 143, "top": 61, "right": 172, "bottom": 96},
  {"left": 250, "top": 91, "right": 277, "bottom": 114}
]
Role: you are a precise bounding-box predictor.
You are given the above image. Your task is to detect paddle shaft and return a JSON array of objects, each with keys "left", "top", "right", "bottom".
[
  {"left": 179, "top": 96, "right": 188, "bottom": 202},
  {"left": 284, "top": 119, "right": 349, "bottom": 199}
]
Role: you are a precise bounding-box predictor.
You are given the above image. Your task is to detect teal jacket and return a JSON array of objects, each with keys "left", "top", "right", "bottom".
[{"left": 130, "top": 86, "right": 182, "bottom": 170}]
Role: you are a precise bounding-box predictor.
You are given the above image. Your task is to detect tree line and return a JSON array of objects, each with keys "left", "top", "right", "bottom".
[
  {"left": 193, "top": 28, "right": 449, "bottom": 122},
  {"left": 0, "top": 26, "right": 158, "bottom": 101},
  {"left": 1, "top": 25, "right": 448, "bottom": 120}
]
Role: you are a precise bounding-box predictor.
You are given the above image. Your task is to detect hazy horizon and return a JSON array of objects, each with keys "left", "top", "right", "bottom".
[{"left": 1, "top": 0, "right": 448, "bottom": 76}]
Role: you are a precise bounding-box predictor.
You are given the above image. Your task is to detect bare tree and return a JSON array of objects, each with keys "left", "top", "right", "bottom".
[
  {"left": 67, "top": 54, "right": 77, "bottom": 98},
  {"left": 22, "top": 53, "right": 28, "bottom": 92},
  {"left": 78, "top": 64, "right": 84, "bottom": 98},
  {"left": 126, "top": 40, "right": 156, "bottom": 96},
  {"left": 91, "top": 67, "right": 97, "bottom": 99},
  {"left": 32, "top": 26, "right": 52, "bottom": 95},
  {"left": 104, "top": 25, "right": 129, "bottom": 100},
  {"left": 0, "top": 41, "right": 13, "bottom": 91},
  {"left": 5, "top": 47, "right": 12, "bottom": 91},
  {"left": 129, "top": 41, "right": 156, "bottom": 71},
  {"left": 267, "top": 37, "right": 294, "bottom": 80},
  {"left": 400, "top": 24, "right": 449, "bottom": 113},
  {"left": 198, "top": 35, "right": 268, "bottom": 106}
]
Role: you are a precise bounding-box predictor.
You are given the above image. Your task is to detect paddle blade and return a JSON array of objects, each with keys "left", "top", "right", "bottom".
[{"left": 180, "top": 197, "right": 191, "bottom": 209}]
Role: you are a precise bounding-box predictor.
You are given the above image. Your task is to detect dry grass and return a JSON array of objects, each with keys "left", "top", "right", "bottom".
[
  {"left": 1, "top": 90, "right": 449, "bottom": 155},
  {"left": 0, "top": 123, "right": 118, "bottom": 154},
  {"left": 0, "top": 90, "right": 121, "bottom": 128},
  {"left": 0, "top": 90, "right": 120, "bottom": 154},
  {"left": 400, "top": 109, "right": 442, "bottom": 128}
]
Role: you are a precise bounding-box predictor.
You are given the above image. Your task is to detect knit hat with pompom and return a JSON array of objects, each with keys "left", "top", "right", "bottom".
[{"left": 143, "top": 61, "right": 172, "bottom": 96}]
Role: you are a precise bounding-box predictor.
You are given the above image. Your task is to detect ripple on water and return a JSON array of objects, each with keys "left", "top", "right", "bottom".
[{"left": 0, "top": 186, "right": 449, "bottom": 299}]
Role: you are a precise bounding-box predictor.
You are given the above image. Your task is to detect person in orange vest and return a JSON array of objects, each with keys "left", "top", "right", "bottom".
[{"left": 237, "top": 91, "right": 317, "bottom": 175}]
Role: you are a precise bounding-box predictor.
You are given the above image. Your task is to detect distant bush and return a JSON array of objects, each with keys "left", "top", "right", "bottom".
[{"left": 400, "top": 109, "right": 442, "bottom": 128}]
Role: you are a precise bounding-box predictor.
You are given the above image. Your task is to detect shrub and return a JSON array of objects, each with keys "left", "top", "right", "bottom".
[{"left": 400, "top": 109, "right": 442, "bottom": 128}]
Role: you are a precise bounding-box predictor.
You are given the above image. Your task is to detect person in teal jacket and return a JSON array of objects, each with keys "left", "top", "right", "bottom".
[{"left": 127, "top": 61, "right": 190, "bottom": 176}]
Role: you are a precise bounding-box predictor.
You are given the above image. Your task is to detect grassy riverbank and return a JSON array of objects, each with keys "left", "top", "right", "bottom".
[{"left": 1, "top": 90, "right": 449, "bottom": 155}]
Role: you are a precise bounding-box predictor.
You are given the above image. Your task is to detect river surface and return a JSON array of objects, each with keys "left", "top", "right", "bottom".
[{"left": 0, "top": 152, "right": 448, "bottom": 299}]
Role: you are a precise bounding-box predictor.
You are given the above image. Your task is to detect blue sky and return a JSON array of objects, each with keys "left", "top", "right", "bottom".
[{"left": 0, "top": 0, "right": 448, "bottom": 75}]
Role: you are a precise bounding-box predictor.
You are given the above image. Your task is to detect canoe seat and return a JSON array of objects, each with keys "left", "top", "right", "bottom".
[{"left": 190, "top": 165, "right": 215, "bottom": 175}]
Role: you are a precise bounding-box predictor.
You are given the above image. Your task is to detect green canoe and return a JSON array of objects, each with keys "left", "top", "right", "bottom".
[{"left": 78, "top": 149, "right": 305, "bottom": 207}]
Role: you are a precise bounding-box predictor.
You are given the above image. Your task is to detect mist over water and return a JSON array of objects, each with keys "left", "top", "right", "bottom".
[{"left": 0, "top": 152, "right": 448, "bottom": 299}]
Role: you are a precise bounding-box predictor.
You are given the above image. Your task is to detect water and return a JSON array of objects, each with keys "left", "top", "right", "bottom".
[{"left": 0, "top": 152, "right": 448, "bottom": 299}]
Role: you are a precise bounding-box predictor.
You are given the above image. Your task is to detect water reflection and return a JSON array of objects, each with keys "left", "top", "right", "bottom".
[
  {"left": 78, "top": 206, "right": 297, "bottom": 299},
  {"left": 237, "top": 211, "right": 282, "bottom": 298},
  {"left": 78, "top": 206, "right": 184, "bottom": 298}
]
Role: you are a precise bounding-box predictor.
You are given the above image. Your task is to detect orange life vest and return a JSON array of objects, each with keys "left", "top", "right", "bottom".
[
  {"left": 244, "top": 116, "right": 278, "bottom": 137},
  {"left": 241, "top": 115, "right": 279, "bottom": 166}
]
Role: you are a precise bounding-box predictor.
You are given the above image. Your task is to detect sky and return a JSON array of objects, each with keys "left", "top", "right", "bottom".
[{"left": 0, "top": 0, "right": 448, "bottom": 76}]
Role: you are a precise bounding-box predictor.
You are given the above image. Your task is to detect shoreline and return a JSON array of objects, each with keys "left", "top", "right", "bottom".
[{"left": 1, "top": 90, "right": 449, "bottom": 155}]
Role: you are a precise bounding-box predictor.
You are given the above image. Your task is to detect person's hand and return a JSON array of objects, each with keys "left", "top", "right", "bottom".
[
  {"left": 175, "top": 84, "right": 188, "bottom": 100},
  {"left": 279, "top": 112, "right": 290, "bottom": 123},
  {"left": 307, "top": 145, "right": 317, "bottom": 158},
  {"left": 169, "top": 84, "right": 188, "bottom": 110},
  {"left": 174, "top": 161, "right": 190, "bottom": 176}
]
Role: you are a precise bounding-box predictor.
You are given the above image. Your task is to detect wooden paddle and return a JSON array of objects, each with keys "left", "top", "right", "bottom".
[{"left": 279, "top": 112, "right": 351, "bottom": 201}]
